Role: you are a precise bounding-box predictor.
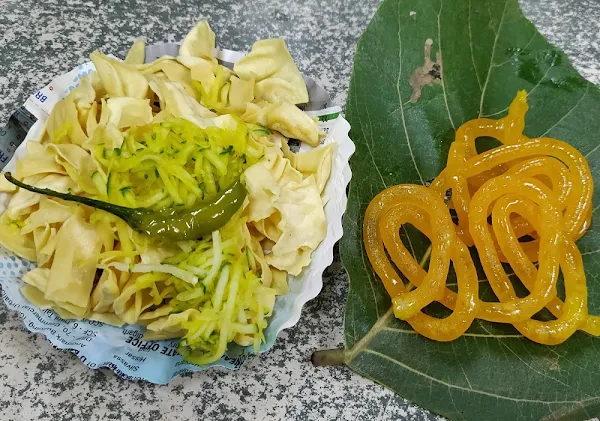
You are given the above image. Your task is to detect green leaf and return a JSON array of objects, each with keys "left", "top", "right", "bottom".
[{"left": 341, "top": 0, "right": 600, "bottom": 420}]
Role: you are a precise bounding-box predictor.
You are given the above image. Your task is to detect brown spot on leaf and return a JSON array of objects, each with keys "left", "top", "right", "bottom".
[
  {"left": 409, "top": 38, "right": 443, "bottom": 103},
  {"left": 547, "top": 357, "right": 560, "bottom": 371}
]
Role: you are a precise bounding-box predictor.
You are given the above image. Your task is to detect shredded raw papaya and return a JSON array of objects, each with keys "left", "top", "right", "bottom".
[
  {"left": 93, "top": 117, "right": 261, "bottom": 208},
  {"left": 153, "top": 216, "right": 277, "bottom": 364}
]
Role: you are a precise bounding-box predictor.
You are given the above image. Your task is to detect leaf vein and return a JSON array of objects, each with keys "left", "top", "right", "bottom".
[
  {"left": 382, "top": 326, "right": 524, "bottom": 338},
  {"left": 346, "top": 308, "right": 394, "bottom": 362},
  {"left": 436, "top": 0, "right": 456, "bottom": 130},
  {"left": 363, "top": 349, "right": 600, "bottom": 405},
  {"left": 360, "top": 93, "right": 388, "bottom": 188},
  {"left": 395, "top": 3, "right": 425, "bottom": 185},
  {"left": 478, "top": 0, "right": 509, "bottom": 117},
  {"left": 545, "top": 83, "right": 590, "bottom": 139},
  {"left": 581, "top": 248, "right": 600, "bottom": 256},
  {"left": 467, "top": 0, "right": 482, "bottom": 91},
  {"left": 483, "top": 51, "right": 559, "bottom": 119},
  {"left": 360, "top": 235, "right": 382, "bottom": 319},
  {"left": 480, "top": 324, "right": 575, "bottom": 391}
]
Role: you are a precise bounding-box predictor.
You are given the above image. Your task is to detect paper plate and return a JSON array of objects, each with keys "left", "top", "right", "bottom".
[{"left": 0, "top": 43, "right": 355, "bottom": 384}]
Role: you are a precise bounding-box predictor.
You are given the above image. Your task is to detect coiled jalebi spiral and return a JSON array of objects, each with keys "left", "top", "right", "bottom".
[{"left": 364, "top": 91, "right": 597, "bottom": 345}]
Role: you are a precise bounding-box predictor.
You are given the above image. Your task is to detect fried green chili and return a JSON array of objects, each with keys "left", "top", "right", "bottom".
[{"left": 4, "top": 172, "right": 246, "bottom": 241}]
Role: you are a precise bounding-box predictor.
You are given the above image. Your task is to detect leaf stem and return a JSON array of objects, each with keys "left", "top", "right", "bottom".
[{"left": 311, "top": 349, "right": 346, "bottom": 366}]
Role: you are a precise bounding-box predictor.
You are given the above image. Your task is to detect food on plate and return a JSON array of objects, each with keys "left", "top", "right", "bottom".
[
  {"left": 0, "top": 20, "right": 335, "bottom": 364},
  {"left": 363, "top": 91, "right": 596, "bottom": 345}
]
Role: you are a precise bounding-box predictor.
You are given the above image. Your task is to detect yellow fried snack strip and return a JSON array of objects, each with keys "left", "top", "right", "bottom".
[
  {"left": 365, "top": 191, "right": 478, "bottom": 341},
  {"left": 364, "top": 90, "right": 596, "bottom": 345},
  {"left": 469, "top": 176, "right": 562, "bottom": 323}
]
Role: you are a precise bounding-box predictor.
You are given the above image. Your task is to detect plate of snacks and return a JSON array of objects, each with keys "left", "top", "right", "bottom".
[{"left": 0, "top": 20, "right": 354, "bottom": 384}]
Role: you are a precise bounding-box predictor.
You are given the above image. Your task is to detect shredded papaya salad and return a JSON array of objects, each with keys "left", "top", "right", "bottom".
[{"left": 0, "top": 20, "right": 335, "bottom": 364}]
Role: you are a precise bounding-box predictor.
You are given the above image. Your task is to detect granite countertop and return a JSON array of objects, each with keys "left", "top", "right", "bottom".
[{"left": 1, "top": 0, "right": 600, "bottom": 420}]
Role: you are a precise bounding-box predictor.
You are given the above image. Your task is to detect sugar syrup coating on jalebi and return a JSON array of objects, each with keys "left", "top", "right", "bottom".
[{"left": 364, "top": 90, "right": 597, "bottom": 345}]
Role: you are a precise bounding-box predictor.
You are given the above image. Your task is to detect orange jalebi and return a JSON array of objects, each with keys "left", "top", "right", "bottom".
[{"left": 364, "top": 91, "right": 598, "bottom": 345}]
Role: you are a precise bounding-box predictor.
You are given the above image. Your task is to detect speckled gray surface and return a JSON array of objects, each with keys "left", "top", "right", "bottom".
[{"left": 1, "top": 0, "right": 600, "bottom": 420}]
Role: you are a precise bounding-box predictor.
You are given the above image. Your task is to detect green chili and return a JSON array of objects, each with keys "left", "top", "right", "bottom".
[{"left": 4, "top": 173, "right": 246, "bottom": 241}]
